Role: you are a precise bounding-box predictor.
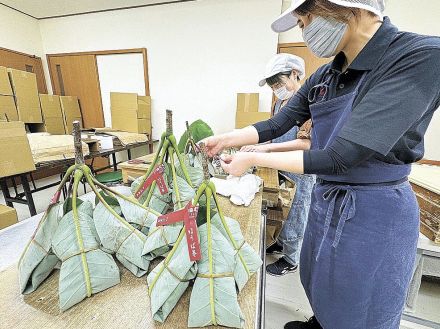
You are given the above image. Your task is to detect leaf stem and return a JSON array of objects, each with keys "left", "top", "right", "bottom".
[
  {"left": 205, "top": 187, "right": 217, "bottom": 326},
  {"left": 72, "top": 169, "right": 93, "bottom": 297}
]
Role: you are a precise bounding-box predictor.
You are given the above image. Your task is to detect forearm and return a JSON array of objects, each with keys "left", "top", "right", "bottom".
[
  {"left": 220, "top": 126, "right": 260, "bottom": 148},
  {"left": 266, "top": 139, "right": 311, "bottom": 152},
  {"left": 250, "top": 151, "right": 304, "bottom": 174}
]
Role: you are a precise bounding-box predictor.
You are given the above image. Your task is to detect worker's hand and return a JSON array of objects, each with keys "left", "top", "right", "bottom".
[
  {"left": 240, "top": 144, "right": 270, "bottom": 153},
  {"left": 201, "top": 135, "right": 227, "bottom": 157},
  {"left": 220, "top": 152, "right": 255, "bottom": 177}
]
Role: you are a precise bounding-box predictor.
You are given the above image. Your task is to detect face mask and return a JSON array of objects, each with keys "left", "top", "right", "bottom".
[
  {"left": 274, "top": 86, "right": 294, "bottom": 100},
  {"left": 302, "top": 16, "right": 348, "bottom": 58}
]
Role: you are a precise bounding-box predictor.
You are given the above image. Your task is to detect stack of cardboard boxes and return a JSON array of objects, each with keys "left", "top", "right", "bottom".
[
  {"left": 0, "top": 121, "right": 36, "bottom": 178},
  {"left": 37, "top": 94, "right": 66, "bottom": 135},
  {"left": 235, "top": 93, "right": 270, "bottom": 129},
  {"left": 0, "top": 205, "right": 18, "bottom": 229},
  {"left": 60, "top": 96, "right": 82, "bottom": 134},
  {"left": 110, "top": 92, "right": 151, "bottom": 137},
  {"left": 7, "top": 68, "right": 43, "bottom": 124},
  {"left": 0, "top": 67, "right": 18, "bottom": 122}
]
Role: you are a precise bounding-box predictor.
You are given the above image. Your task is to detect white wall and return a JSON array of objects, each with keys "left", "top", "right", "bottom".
[
  {"left": 39, "top": 0, "right": 282, "bottom": 140},
  {"left": 278, "top": 0, "right": 440, "bottom": 160},
  {"left": 0, "top": 5, "right": 44, "bottom": 57}
]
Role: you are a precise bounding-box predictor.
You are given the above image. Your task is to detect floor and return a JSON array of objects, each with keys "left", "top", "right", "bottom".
[{"left": 1, "top": 176, "right": 440, "bottom": 329}]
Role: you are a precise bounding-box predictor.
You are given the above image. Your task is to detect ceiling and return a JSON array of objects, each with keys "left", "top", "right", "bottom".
[{"left": 0, "top": 0, "right": 192, "bottom": 19}]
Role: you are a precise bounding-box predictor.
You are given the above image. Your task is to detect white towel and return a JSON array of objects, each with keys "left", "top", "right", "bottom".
[{"left": 211, "top": 174, "right": 262, "bottom": 206}]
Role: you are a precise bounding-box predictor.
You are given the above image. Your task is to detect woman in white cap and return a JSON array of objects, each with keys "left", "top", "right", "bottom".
[
  {"left": 204, "top": 0, "right": 440, "bottom": 328},
  {"left": 241, "top": 53, "right": 316, "bottom": 277}
]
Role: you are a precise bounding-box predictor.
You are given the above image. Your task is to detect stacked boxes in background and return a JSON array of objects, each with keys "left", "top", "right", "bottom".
[
  {"left": 7, "top": 68, "right": 42, "bottom": 123},
  {"left": 110, "top": 92, "right": 152, "bottom": 138},
  {"left": 0, "top": 204, "right": 18, "bottom": 229},
  {"left": 0, "top": 121, "right": 36, "bottom": 178},
  {"left": 0, "top": 66, "right": 18, "bottom": 121},
  {"left": 60, "top": 96, "right": 82, "bottom": 134},
  {"left": 36, "top": 94, "right": 66, "bottom": 134},
  {"left": 235, "top": 93, "right": 270, "bottom": 129}
]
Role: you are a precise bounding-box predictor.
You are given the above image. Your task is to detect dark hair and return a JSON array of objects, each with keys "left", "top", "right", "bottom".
[
  {"left": 266, "top": 71, "right": 299, "bottom": 87},
  {"left": 295, "top": 0, "right": 376, "bottom": 22}
]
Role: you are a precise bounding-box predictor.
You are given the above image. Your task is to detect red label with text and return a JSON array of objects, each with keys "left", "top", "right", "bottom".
[
  {"left": 134, "top": 164, "right": 168, "bottom": 199},
  {"left": 157, "top": 202, "right": 201, "bottom": 261}
]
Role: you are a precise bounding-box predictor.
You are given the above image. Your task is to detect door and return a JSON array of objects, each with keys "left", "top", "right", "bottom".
[
  {"left": 48, "top": 55, "right": 105, "bottom": 128},
  {"left": 0, "top": 47, "right": 47, "bottom": 93}
]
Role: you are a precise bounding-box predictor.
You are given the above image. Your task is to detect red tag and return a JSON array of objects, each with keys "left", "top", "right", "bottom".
[
  {"left": 157, "top": 207, "right": 187, "bottom": 226},
  {"left": 135, "top": 165, "right": 167, "bottom": 199},
  {"left": 156, "top": 202, "right": 201, "bottom": 262},
  {"left": 156, "top": 174, "right": 168, "bottom": 195},
  {"left": 185, "top": 205, "right": 201, "bottom": 261},
  {"left": 50, "top": 190, "right": 61, "bottom": 204}
]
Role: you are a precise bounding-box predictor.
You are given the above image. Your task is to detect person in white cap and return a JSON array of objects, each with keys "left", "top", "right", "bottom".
[
  {"left": 203, "top": 0, "right": 440, "bottom": 328},
  {"left": 241, "top": 53, "right": 316, "bottom": 277}
]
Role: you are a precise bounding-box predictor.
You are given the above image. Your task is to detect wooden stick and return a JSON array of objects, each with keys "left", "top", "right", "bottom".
[
  {"left": 73, "top": 121, "right": 84, "bottom": 165},
  {"left": 166, "top": 110, "right": 173, "bottom": 135},
  {"left": 199, "top": 142, "right": 210, "bottom": 181}
]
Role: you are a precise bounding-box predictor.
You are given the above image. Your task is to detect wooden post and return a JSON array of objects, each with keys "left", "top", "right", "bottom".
[
  {"left": 166, "top": 110, "right": 173, "bottom": 136},
  {"left": 73, "top": 121, "right": 84, "bottom": 165},
  {"left": 199, "top": 142, "right": 210, "bottom": 181}
]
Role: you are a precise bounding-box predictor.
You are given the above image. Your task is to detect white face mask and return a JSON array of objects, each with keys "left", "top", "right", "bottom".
[
  {"left": 302, "top": 16, "right": 348, "bottom": 58},
  {"left": 274, "top": 86, "right": 294, "bottom": 100}
]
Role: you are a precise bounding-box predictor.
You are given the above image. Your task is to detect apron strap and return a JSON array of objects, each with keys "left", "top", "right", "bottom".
[{"left": 316, "top": 186, "right": 357, "bottom": 261}]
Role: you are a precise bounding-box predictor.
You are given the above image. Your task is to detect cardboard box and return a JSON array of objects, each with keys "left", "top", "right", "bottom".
[
  {"left": 60, "top": 96, "right": 82, "bottom": 134},
  {"left": 237, "top": 93, "right": 259, "bottom": 112},
  {"left": 235, "top": 111, "right": 270, "bottom": 129},
  {"left": 0, "top": 121, "right": 36, "bottom": 178},
  {"left": 111, "top": 110, "right": 151, "bottom": 135},
  {"left": 0, "top": 204, "right": 18, "bottom": 229},
  {"left": 39, "top": 94, "right": 63, "bottom": 118},
  {"left": 0, "top": 95, "right": 18, "bottom": 121},
  {"left": 0, "top": 66, "right": 13, "bottom": 96},
  {"left": 7, "top": 68, "right": 42, "bottom": 123},
  {"left": 33, "top": 117, "right": 66, "bottom": 135},
  {"left": 110, "top": 92, "right": 151, "bottom": 119}
]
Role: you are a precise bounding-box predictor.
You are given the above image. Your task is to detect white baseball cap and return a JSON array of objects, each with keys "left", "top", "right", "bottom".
[
  {"left": 259, "top": 53, "right": 306, "bottom": 87},
  {"left": 271, "top": 0, "right": 385, "bottom": 33}
]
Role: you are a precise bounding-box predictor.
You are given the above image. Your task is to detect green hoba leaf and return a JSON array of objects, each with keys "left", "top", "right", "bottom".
[
  {"left": 177, "top": 120, "right": 214, "bottom": 153},
  {"left": 52, "top": 201, "right": 120, "bottom": 311},
  {"left": 188, "top": 224, "right": 244, "bottom": 328},
  {"left": 18, "top": 203, "right": 62, "bottom": 294},
  {"left": 63, "top": 197, "right": 83, "bottom": 215}
]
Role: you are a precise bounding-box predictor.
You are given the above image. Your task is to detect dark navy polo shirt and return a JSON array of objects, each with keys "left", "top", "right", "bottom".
[{"left": 255, "top": 17, "right": 440, "bottom": 164}]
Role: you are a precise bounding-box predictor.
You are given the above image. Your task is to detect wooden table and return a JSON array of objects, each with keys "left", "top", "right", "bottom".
[
  {"left": 118, "top": 153, "right": 157, "bottom": 183},
  {"left": 0, "top": 193, "right": 266, "bottom": 329},
  {"left": 0, "top": 140, "right": 157, "bottom": 217}
]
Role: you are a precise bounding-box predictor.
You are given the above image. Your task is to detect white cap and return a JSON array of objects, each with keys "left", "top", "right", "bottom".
[
  {"left": 271, "top": 0, "right": 385, "bottom": 33},
  {"left": 271, "top": 0, "right": 307, "bottom": 33},
  {"left": 259, "top": 53, "right": 306, "bottom": 87}
]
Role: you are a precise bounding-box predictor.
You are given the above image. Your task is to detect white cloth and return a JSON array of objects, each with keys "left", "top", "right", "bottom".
[{"left": 211, "top": 174, "right": 262, "bottom": 207}]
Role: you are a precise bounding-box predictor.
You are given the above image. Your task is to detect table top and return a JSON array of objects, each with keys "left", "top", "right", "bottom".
[
  {"left": 0, "top": 192, "right": 263, "bottom": 329},
  {"left": 118, "top": 153, "right": 157, "bottom": 170},
  {"left": 410, "top": 163, "right": 440, "bottom": 194}
]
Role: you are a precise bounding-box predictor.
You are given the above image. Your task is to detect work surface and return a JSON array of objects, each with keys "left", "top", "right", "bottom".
[{"left": 0, "top": 193, "right": 263, "bottom": 329}]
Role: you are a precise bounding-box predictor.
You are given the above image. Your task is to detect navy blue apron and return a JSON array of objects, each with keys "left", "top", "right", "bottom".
[{"left": 300, "top": 73, "right": 420, "bottom": 329}]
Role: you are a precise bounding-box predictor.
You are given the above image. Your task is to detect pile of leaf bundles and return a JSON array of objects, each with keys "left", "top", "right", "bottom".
[
  {"left": 19, "top": 163, "right": 160, "bottom": 310},
  {"left": 147, "top": 145, "right": 262, "bottom": 328},
  {"left": 132, "top": 111, "right": 200, "bottom": 259}
]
